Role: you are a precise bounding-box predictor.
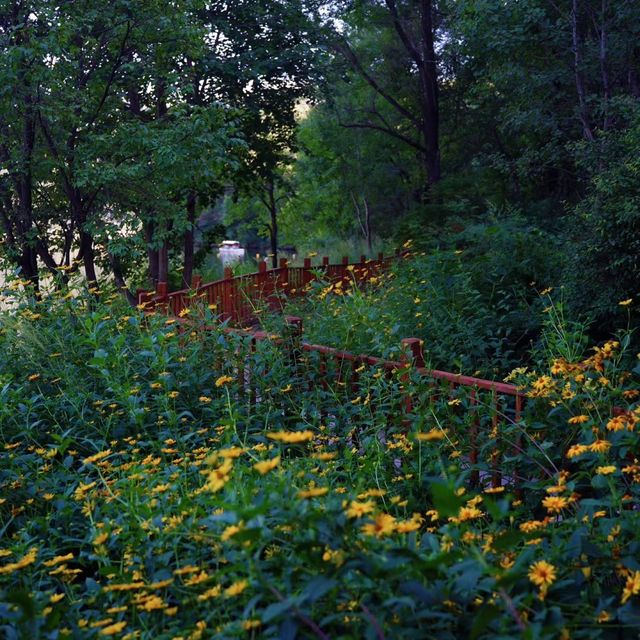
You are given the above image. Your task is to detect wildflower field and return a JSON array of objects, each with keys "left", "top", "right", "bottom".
[{"left": 1, "top": 260, "right": 640, "bottom": 640}]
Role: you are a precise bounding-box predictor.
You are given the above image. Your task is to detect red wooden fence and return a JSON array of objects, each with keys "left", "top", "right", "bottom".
[
  {"left": 197, "top": 315, "right": 525, "bottom": 490},
  {"left": 139, "top": 248, "right": 525, "bottom": 489},
  {"left": 137, "top": 251, "right": 399, "bottom": 326}
]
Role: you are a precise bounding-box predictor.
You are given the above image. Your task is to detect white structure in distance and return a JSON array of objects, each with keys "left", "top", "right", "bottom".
[{"left": 218, "top": 240, "right": 246, "bottom": 267}]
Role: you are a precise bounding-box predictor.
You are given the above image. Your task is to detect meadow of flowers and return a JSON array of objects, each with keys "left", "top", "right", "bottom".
[{"left": 0, "top": 265, "right": 639, "bottom": 639}]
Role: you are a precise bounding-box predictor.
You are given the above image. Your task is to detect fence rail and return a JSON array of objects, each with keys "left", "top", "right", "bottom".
[
  {"left": 137, "top": 251, "right": 399, "bottom": 326},
  {"left": 141, "top": 249, "right": 525, "bottom": 489},
  {"left": 181, "top": 315, "right": 525, "bottom": 490}
]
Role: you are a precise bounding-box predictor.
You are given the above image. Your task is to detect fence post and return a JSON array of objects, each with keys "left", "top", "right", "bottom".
[
  {"left": 322, "top": 256, "right": 329, "bottom": 266},
  {"left": 303, "top": 257, "right": 312, "bottom": 289},
  {"left": 191, "top": 274, "right": 202, "bottom": 289},
  {"left": 399, "top": 338, "right": 425, "bottom": 427},
  {"left": 284, "top": 315, "right": 303, "bottom": 367},
  {"left": 137, "top": 289, "right": 150, "bottom": 306},
  {"left": 156, "top": 281, "right": 168, "bottom": 301},
  {"left": 400, "top": 338, "right": 425, "bottom": 368},
  {"left": 222, "top": 267, "right": 233, "bottom": 322},
  {"left": 279, "top": 257, "right": 289, "bottom": 297}
]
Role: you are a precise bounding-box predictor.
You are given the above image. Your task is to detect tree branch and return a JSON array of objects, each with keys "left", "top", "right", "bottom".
[
  {"left": 339, "top": 120, "right": 426, "bottom": 153},
  {"left": 385, "top": 0, "right": 423, "bottom": 68},
  {"left": 334, "top": 39, "right": 421, "bottom": 128}
]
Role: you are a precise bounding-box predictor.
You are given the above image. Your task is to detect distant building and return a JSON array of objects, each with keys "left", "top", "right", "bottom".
[{"left": 218, "top": 240, "right": 245, "bottom": 266}]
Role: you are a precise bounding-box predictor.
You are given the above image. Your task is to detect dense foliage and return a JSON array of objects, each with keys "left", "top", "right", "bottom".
[{"left": 1, "top": 270, "right": 639, "bottom": 638}]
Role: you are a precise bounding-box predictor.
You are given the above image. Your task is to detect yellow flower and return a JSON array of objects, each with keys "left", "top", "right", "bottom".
[
  {"left": 224, "top": 580, "right": 248, "bottom": 597},
  {"left": 93, "top": 531, "right": 109, "bottom": 546},
  {"left": 199, "top": 396, "right": 212, "bottom": 404},
  {"left": 99, "top": 621, "right": 127, "bottom": 636},
  {"left": 184, "top": 571, "right": 210, "bottom": 586},
  {"left": 253, "top": 456, "right": 280, "bottom": 475},
  {"left": 344, "top": 500, "right": 375, "bottom": 519},
  {"left": 205, "top": 458, "right": 233, "bottom": 493},
  {"left": 595, "top": 465, "right": 616, "bottom": 475},
  {"left": 589, "top": 439, "right": 611, "bottom": 453},
  {"left": 173, "top": 565, "right": 200, "bottom": 576},
  {"left": 215, "top": 375, "right": 234, "bottom": 388},
  {"left": 82, "top": 450, "right": 112, "bottom": 465},
  {"left": 596, "top": 611, "right": 610, "bottom": 623},
  {"left": 621, "top": 571, "right": 640, "bottom": 604},
  {"left": 361, "top": 513, "right": 396, "bottom": 537},
  {"left": 266, "top": 430, "right": 314, "bottom": 444},
  {"left": 322, "top": 548, "right": 345, "bottom": 566},
  {"left": 0, "top": 547, "right": 38, "bottom": 575},
  {"left": 43, "top": 553, "right": 73, "bottom": 567},
  {"left": 415, "top": 429, "right": 447, "bottom": 442},
  {"left": 566, "top": 444, "right": 588, "bottom": 458},
  {"left": 243, "top": 619, "right": 261, "bottom": 630},
  {"left": 197, "top": 585, "right": 222, "bottom": 601},
  {"left": 396, "top": 517, "right": 421, "bottom": 534},
  {"left": 312, "top": 451, "right": 338, "bottom": 461},
  {"left": 297, "top": 487, "right": 329, "bottom": 499},
  {"left": 221, "top": 524, "right": 243, "bottom": 542},
  {"left": 528, "top": 560, "right": 557, "bottom": 599},
  {"left": 542, "top": 495, "right": 569, "bottom": 514},
  {"left": 618, "top": 298, "right": 633, "bottom": 306},
  {"left": 568, "top": 415, "right": 589, "bottom": 424},
  {"left": 217, "top": 447, "right": 245, "bottom": 459},
  {"left": 357, "top": 489, "right": 386, "bottom": 499}
]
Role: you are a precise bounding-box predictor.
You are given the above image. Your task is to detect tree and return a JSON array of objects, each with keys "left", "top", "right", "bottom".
[{"left": 321, "top": 0, "right": 441, "bottom": 192}]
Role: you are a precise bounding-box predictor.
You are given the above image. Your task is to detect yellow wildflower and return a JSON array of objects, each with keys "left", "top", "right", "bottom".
[
  {"left": 99, "top": 621, "right": 127, "bottom": 636},
  {"left": 361, "top": 513, "right": 396, "bottom": 537},
  {"left": 415, "top": 429, "right": 447, "bottom": 442},
  {"left": 298, "top": 487, "right": 329, "bottom": 499},
  {"left": 528, "top": 560, "right": 557, "bottom": 600},
  {"left": 595, "top": 466, "right": 616, "bottom": 475},
  {"left": 345, "top": 500, "right": 375, "bottom": 519},
  {"left": 224, "top": 580, "right": 248, "bottom": 597},
  {"left": 266, "top": 430, "right": 314, "bottom": 444},
  {"left": 621, "top": 571, "right": 640, "bottom": 604},
  {"left": 0, "top": 548, "right": 38, "bottom": 575},
  {"left": 542, "top": 495, "right": 569, "bottom": 514},
  {"left": 205, "top": 458, "right": 233, "bottom": 493},
  {"left": 253, "top": 456, "right": 280, "bottom": 475},
  {"left": 83, "top": 450, "right": 112, "bottom": 465}
]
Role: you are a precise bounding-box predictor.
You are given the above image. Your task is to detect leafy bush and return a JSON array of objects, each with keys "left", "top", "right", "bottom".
[
  {"left": 0, "top": 280, "right": 639, "bottom": 639},
  {"left": 288, "top": 234, "right": 559, "bottom": 378}
]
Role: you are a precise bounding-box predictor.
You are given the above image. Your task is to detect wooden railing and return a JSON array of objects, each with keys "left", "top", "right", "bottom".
[
  {"left": 137, "top": 251, "right": 399, "bottom": 326},
  {"left": 189, "top": 315, "right": 525, "bottom": 490},
  {"left": 139, "top": 248, "right": 525, "bottom": 488}
]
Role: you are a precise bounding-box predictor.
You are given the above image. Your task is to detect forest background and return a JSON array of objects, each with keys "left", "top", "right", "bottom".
[{"left": 1, "top": 0, "right": 639, "bottom": 355}]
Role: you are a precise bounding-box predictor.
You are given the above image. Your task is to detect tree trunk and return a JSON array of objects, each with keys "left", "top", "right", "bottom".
[
  {"left": 183, "top": 192, "right": 196, "bottom": 288},
  {"left": 419, "top": 0, "right": 441, "bottom": 189},
  {"left": 158, "top": 241, "right": 169, "bottom": 284},
  {"left": 109, "top": 252, "right": 137, "bottom": 304},
  {"left": 144, "top": 221, "right": 159, "bottom": 285},
  {"left": 364, "top": 197, "right": 373, "bottom": 252},
  {"left": 267, "top": 181, "right": 278, "bottom": 269},
  {"left": 572, "top": 0, "right": 595, "bottom": 141},
  {"left": 80, "top": 229, "right": 99, "bottom": 289}
]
